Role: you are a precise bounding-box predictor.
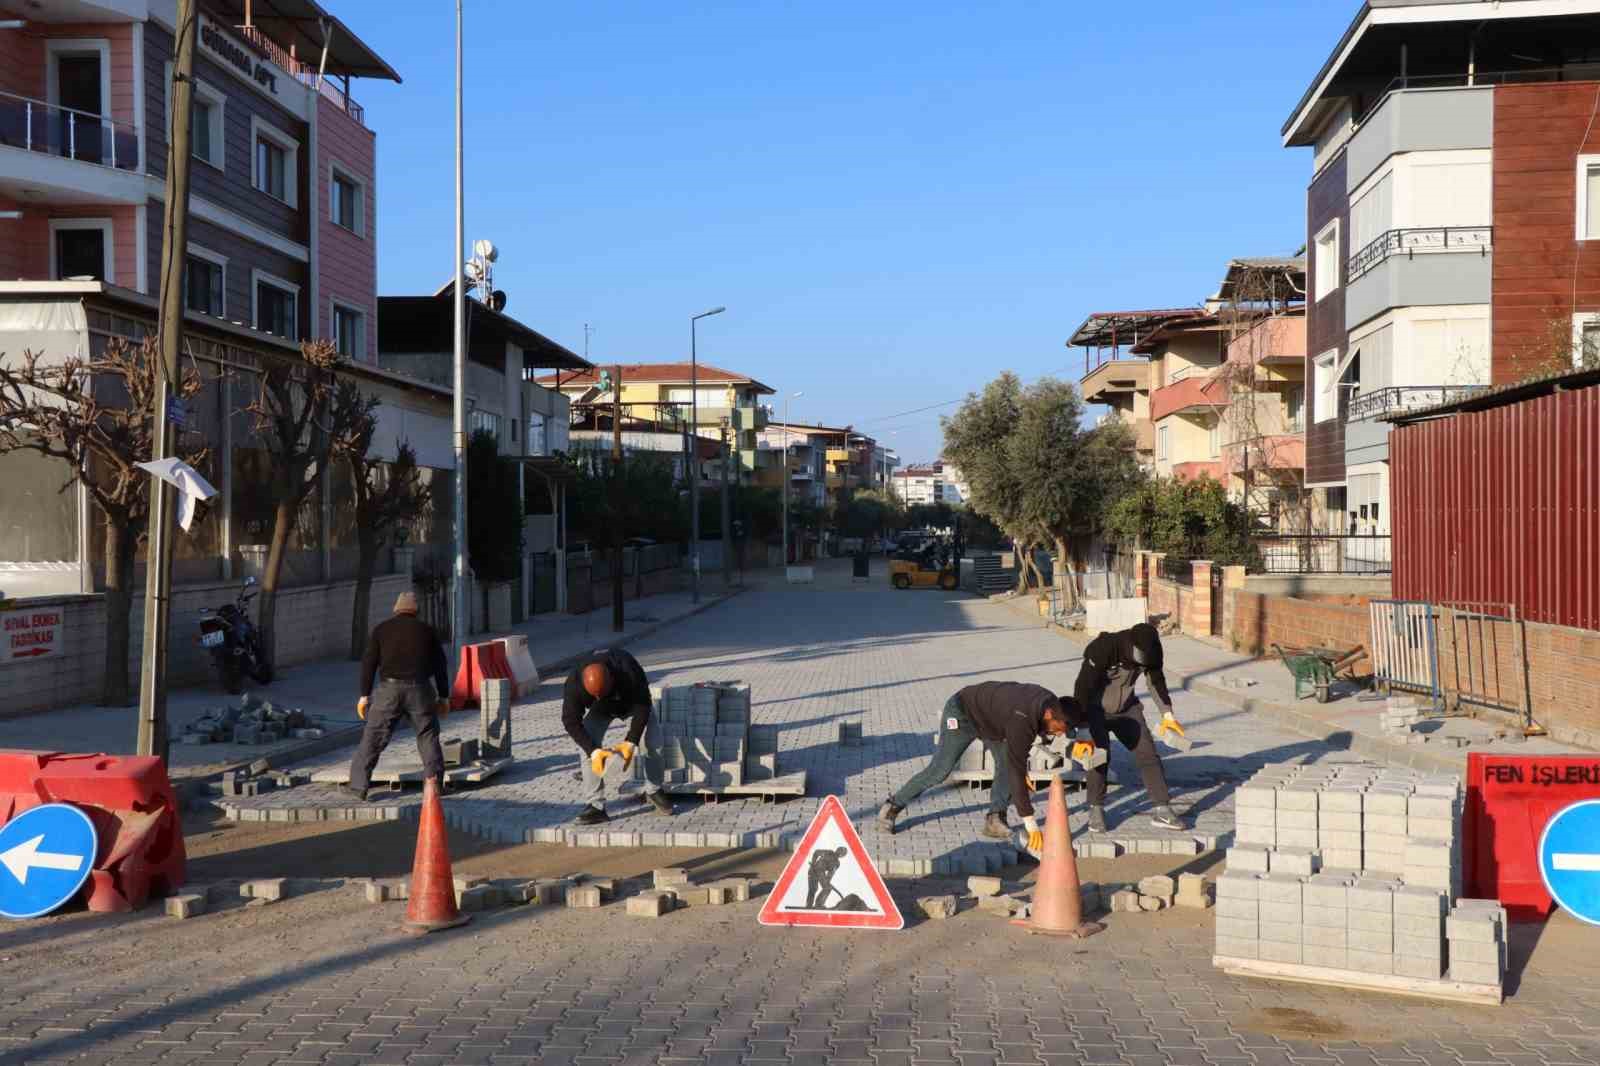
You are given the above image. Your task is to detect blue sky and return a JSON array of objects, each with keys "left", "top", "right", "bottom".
[{"left": 349, "top": 1, "right": 1351, "bottom": 462}]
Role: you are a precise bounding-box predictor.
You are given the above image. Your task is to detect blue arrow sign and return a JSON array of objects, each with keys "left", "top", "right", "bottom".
[
  {"left": 0, "top": 804, "right": 98, "bottom": 920},
  {"left": 1539, "top": 798, "right": 1600, "bottom": 928}
]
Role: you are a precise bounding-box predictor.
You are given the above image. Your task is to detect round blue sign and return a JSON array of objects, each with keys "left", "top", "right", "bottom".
[
  {"left": 0, "top": 803, "right": 98, "bottom": 920},
  {"left": 1539, "top": 798, "right": 1600, "bottom": 928}
]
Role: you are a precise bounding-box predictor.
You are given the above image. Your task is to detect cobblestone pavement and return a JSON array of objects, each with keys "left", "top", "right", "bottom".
[
  {"left": 4, "top": 860, "right": 1599, "bottom": 1066},
  {"left": 222, "top": 560, "right": 1368, "bottom": 874}
]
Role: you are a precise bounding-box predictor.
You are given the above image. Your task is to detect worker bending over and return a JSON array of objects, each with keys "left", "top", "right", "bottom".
[
  {"left": 1070, "top": 622, "right": 1187, "bottom": 832},
  {"left": 561, "top": 647, "right": 673, "bottom": 824},
  {"left": 878, "top": 682, "right": 1077, "bottom": 852}
]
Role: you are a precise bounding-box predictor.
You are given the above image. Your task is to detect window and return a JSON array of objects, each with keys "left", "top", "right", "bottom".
[
  {"left": 50, "top": 220, "right": 111, "bottom": 280},
  {"left": 184, "top": 250, "right": 224, "bottom": 316},
  {"left": 331, "top": 168, "right": 362, "bottom": 234},
  {"left": 1572, "top": 313, "right": 1600, "bottom": 367},
  {"left": 167, "top": 66, "right": 226, "bottom": 170},
  {"left": 1313, "top": 350, "right": 1338, "bottom": 424},
  {"left": 254, "top": 272, "right": 298, "bottom": 339},
  {"left": 1285, "top": 386, "right": 1304, "bottom": 433},
  {"left": 251, "top": 117, "right": 298, "bottom": 206},
  {"left": 1207, "top": 420, "right": 1220, "bottom": 459},
  {"left": 1156, "top": 424, "right": 1169, "bottom": 461},
  {"left": 1577, "top": 155, "right": 1600, "bottom": 241},
  {"left": 469, "top": 409, "right": 501, "bottom": 441},
  {"left": 1313, "top": 219, "right": 1340, "bottom": 301},
  {"left": 332, "top": 303, "right": 364, "bottom": 358},
  {"left": 528, "top": 412, "right": 547, "bottom": 455}
]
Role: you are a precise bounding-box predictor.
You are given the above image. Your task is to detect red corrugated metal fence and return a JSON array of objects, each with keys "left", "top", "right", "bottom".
[{"left": 1392, "top": 385, "right": 1600, "bottom": 630}]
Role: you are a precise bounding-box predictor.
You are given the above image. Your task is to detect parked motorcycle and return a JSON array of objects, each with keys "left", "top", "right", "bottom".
[{"left": 196, "top": 577, "right": 273, "bottom": 694}]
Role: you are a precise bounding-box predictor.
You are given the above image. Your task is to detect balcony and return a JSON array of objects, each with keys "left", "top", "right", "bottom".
[
  {"left": 1345, "top": 85, "right": 1492, "bottom": 191},
  {"left": 0, "top": 92, "right": 144, "bottom": 203},
  {"left": 1223, "top": 435, "right": 1305, "bottom": 475},
  {"left": 1347, "top": 226, "right": 1492, "bottom": 284},
  {"left": 1171, "top": 461, "right": 1226, "bottom": 483},
  {"left": 1081, "top": 359, "right": 1150, "bottom": 404},
  {"left": 1150, "top": 375, "right": 1227, "bottom": 422},
  {"left": 1346, "top": 228, "right": 1492, "bottom": 330},
  {"left": 1344, "top": 385, "right": 1491, "bottom": 424}
]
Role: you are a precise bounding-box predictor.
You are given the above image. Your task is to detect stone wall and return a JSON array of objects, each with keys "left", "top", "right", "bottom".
[{"left": 1228, "top": 587, "right": 1373, "bottom": 676}]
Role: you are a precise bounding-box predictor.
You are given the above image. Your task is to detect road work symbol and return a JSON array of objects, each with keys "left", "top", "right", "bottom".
[
  {"left": 0, "top": 803, "right": 97, "bottom": 920},
  {"left": 1539, "top": 798, "right": 1600, "bottom": 927},
  {"left": 758, "top": 795, "right": 903, "bottom": 929}
]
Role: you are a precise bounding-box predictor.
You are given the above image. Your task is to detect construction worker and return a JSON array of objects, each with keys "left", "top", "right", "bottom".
[
  {"left": 561, "top": 647, "right": 673, "bottom": 825},
  {"left": 806, "top": 846, "right": 848, "bottom": 909},
  {"left": 877, "top": 682, "right": 1077, "bottom": 853},
  {"left": 1070, "top": 621, "right": 1187, "bottom": 832},
  {"left": 347, "top": 590, "right": 450, "bottom": 801}
]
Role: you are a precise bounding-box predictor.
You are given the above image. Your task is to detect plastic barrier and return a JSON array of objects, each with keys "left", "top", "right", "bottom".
[
  {"left": 450, "top": 641, "right": 515, "bottom": 710},
  {"left": 0, "top": 750, "right": 186, "bottom": 913},
  {"left": 496, "top": 635, "right": 537, "bottom": 694},
  {"left": 1463, "top": 752, "right": 1600, "bottom": 921}
]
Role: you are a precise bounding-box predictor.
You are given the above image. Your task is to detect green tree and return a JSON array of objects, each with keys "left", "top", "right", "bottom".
[
  {"left": 942, "top": 373, "right": 1047, "bottom": 591},
  {"left": 840, "top": 488, "right": 903, "bottom": 539},
  {"left": 1104, "top": 474, "right": 1259, "bottom": 568},
  {"left": 466, "top": 430, "right": 526, "bottom": 623}
]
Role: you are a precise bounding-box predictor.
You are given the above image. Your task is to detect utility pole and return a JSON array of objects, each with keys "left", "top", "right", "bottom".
[
  {"left": 719, "top": 418, "right": 732, "bottom": 590},
  {"left": 611, "top": 365, "right": 624, "bottom": 633},
  {"left": 137, "top": 0, "right": 198, "bottom": 762},
  {"left": 450, "top": 0, "right": 468, "bottom": 666}
]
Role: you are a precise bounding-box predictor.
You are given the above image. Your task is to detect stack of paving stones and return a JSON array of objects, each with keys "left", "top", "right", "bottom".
[
  {"left": 942, "top": 732, "right": 1068, "bottom": 785},
  {"left": 650, "top": 682, "right": 764, "bottom": 789},
  {"left": 178, "top": 693, "right": 326, "bottom": 745},
  {"left": 1382, "top": 696, "right": 1425, "bottom": 739},
  {"left": 1214, "top": 758, "right": 1497, "bottom": 994}
]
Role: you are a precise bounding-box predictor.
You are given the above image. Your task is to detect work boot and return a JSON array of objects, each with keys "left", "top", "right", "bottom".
[
  {"left": 981, "top": 812, "right": 1010, "bottom": 840},
  {"left": 877, "top": 799, "right": 903, "bottom": 834},
  {"left": 1150, "top": 804, "right": 1187, "bottom": 831},
  {"left": 646, "top": 791, "right": 673, "bottom": 816},
  {"left": 573, "top": 805, "right": 609, "bottom": 826},
  {"left": 1086, "top": 806, "right": 1108, "bottom": 833},
  {"left": 341, "top": 784, "right": 368, "bottom": 803}
]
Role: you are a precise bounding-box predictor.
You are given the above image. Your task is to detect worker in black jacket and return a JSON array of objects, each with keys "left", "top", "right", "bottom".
[
  {"left": 877, "top": 682, "right": 1076, "bottom": 852},
  {"left": 561, "top": 647, "right": 672, "bottom": 824},
  {"left": 347, "top": 590, "right": 451, "bottom": 801},
  {"left": 1069, "top": 622, "right": 1186, "bottom": 832}
]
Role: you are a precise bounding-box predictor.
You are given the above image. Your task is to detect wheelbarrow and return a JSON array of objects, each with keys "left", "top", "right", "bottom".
[{"left": 1271, "top": 643, "right": 1366, "bottom": 703}]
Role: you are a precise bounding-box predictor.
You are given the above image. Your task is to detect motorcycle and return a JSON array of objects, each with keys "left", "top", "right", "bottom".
[{"left": 196, "top": 576, "right": 273, "bottom": 694}]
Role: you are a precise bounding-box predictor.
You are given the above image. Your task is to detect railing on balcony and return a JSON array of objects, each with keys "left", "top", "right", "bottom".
[
  {"left": 1165, "top": 363, "right": 1219, "bottom": 385},
  {"left": 0, "top": 91, "right": 139, "bottom": 171},
  {"left": 1347, "top": 226, "right": 1492, "bottom": 283},
  {"left": 1344, "top": 384, "right": 1492, "bottom": 424},
  {"left": 234, "top": 24, "right": 366, "bottom": 125},
  {"left": 1252, "top": 534, "right": 1392, "bottom": 575}
]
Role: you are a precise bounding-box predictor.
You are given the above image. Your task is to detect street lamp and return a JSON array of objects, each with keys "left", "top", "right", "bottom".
[
  {"left": 782, "top": 391, "right": 802, "bottom": 569},
  {"left": 689, "top": 306, "right": 725, "bottom": 604}
]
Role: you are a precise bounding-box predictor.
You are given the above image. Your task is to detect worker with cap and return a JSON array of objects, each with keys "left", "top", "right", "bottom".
[
  {"left": 562, "top": 647, "right": 672, "bottom": 824},
  {"left": 347, "top": 590, "right": 451, "bottom": 801},
  {"left": 1069, "top": 621, "right": 1187, "bottom": 832},
  {"left": 877, "top": 681, "right": 1078, "bottom": 853}
]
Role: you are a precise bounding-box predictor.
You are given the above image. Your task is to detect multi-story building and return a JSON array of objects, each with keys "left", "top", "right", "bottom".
[
  {"left": 754, "top": 423, "right": 828, "bottom": 510},
  {"left": 537, "top": 362, "right": 773, "bottom": 482},
  {"left": 1072, "top": 309, "right": 1203, "bottom": 468},
  {"left": 1276, "top": 0, "right": 1600, "bottom": 533},
  {"left": 895, "top": 461, "right": 964, "bottom": 507},
  {"left": 1129, "top": 313, "right": 1231, "bottom": 482}
]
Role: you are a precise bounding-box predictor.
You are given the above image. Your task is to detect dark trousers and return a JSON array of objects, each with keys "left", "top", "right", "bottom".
[
  {"left": 1083, "top": 700, "right": 1171, "bottom": 808},
  {"left": 891, "top": 696, "right": 1012, "bottom": 815},
  {"left": 349, "top": 680, "right": 445, "bottom": 791}
]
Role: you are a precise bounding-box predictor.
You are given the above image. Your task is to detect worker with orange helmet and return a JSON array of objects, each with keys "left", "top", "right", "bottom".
[{"left": 561, "top": 647, "right": 672, "bottom": 824}]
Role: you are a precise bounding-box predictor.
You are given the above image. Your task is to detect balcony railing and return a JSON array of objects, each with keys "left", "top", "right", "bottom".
[
  {"left": 235, "top": 23, "right": 366, "bottom": 125},
  {"left": 0, "top": 91, "right": 140, "bottom": 172},
  {"left": 1253, "top": 534, "right": 1392, "bottom": 575},
  {"left": 1347, "top": 226, "right": 1491, "bottom": 283},
  {"left": 1344, "top": 385, "right": 1492, "bottom": 423}
]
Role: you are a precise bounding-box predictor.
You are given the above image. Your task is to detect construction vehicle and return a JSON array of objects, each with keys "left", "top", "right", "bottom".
[{"left": 888, "top": 526, "right": 961, "bottom": 591}]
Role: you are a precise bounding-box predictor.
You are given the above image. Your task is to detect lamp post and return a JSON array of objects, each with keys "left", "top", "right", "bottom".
[
  {"left": 689, "top": 306, "right": 724, "bottom": 603},
  {"left": 782, "top": 391, "right": 802, "bottom": 568},
  {"left": 450, "top": 0, "right": 468, "bottom": 667}
]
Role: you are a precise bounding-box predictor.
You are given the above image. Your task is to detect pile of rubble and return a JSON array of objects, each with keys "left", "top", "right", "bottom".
[
  {"left": 355, "top": 868, "right": 760, "bottom": 919},
  {"left": 179, "top": 693, "right": 327, "bottom": 746},
  {"left": 1108, "top": 873, "right": 1215, "bottom": 913}
]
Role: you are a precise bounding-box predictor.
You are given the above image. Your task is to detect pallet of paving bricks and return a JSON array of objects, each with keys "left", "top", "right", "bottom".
[
  {"left": 649, "top": 682, "right": 808, "bottom": 801},
  {"left": 1213, "top": 758, "right": 1505, "bottom": 1005}
]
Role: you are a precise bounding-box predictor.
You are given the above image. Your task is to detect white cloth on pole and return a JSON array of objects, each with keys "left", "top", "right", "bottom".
[{"left": 136, "top": 458, "right": 219, "bottom": 532}]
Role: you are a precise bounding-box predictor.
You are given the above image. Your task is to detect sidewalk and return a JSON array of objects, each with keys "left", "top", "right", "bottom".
[
  {"left": 0, "top": 584, "right": 744, "bottom": 781},
  {"left": 993, "top": 592, "right": 1587, "bottom": 774}
]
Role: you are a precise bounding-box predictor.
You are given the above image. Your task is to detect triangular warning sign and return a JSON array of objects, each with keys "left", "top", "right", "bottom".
[{"left": 757, "top": 795, "right": 903, "bottom": 930}]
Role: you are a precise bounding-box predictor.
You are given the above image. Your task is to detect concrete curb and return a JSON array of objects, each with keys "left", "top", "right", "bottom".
[{"left": 188, "top": 587, "right": 751, "bottom": 784}]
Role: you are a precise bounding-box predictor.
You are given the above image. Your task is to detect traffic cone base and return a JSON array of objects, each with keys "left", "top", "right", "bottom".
[
  {"left": 1013, "top": 773, "right": 1103, "bottom": 939},
  {"left": 404, "top": 778, "right": 472, "bottom": 935}
]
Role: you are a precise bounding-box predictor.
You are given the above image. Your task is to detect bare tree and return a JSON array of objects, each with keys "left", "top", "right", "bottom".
[
  {"left": 244, "top": 340, "right": 372, "bottom": 669},
  {"left": 0, "top": 339, "right": 208, "bottom": 705}
]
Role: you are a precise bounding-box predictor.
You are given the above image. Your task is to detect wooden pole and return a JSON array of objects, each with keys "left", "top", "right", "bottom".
[{"left": 611, "top": 365, "right": 624, "bottom": 633}]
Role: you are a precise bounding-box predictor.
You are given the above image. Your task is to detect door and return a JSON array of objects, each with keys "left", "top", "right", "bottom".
[
  {"left": 55, "top": 227, "right": 106, "bottom": 280},
  {"left": 54, "top": 54, "right": 103, "bottom": 163}
]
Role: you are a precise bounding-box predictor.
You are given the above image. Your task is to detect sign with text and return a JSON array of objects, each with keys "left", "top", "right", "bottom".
[
  {"left": 1, "top": 607, "right": 64, "bottom": 665},
  {"left": 1465, "top": 753, "right": 1600, "bottom": 920}
]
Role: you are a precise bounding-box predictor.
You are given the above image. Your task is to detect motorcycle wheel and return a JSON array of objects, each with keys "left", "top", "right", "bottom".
[{"left": 251, "top": 655, "right": 274, "bottom": 685}]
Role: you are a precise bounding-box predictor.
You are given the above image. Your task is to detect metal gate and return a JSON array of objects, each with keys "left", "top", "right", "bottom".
[
  {"left": 1438, "top": 602, "right": 1533, "bottom": 728},
  {"left": 1369, "top": 599, "right": 1441, "bottom": 705},
  {"left": 1210, "top": 565, "right": 1224, "bottom": 637}
]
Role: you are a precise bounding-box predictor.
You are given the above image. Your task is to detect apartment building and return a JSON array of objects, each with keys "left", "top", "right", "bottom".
[
  {"left": 895, "top": 461, "right": 964, "bottom": 506},
  {"left": 1131, "top": 314, "right": 1232, "bottom": 482},
  {"left": 1279, "top": 0, "right": 1600, "bottom": 534},
  {"left": 1072, "top": 309, "right": 1203, "bottom": 468},
  {"left": 537, "top": 362, "right": 773, "bottom": 483},
  {"left": 754, "top": 423, "right": 828, "bottom": 510}
]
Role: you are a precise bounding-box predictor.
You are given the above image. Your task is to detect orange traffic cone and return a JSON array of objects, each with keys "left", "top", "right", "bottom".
[
  {"left": 1012, "top": 773, "right": 1103, "bottom": 938},
  {"left": 404, "top": 778, "right": 470, "bottom": 934}
]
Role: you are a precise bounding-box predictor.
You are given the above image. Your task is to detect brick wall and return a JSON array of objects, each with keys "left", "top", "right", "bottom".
[
  {"left": 1148, "top": 577, "right": 1193, "bottom": 633},
  {"left": 0, "top": 573, "right": 408, "bottom": 718},
  {"left": 1228, "top": 588, "right": 1373, "bottom": 677},
  {"left": 1432, "top": 612, "right": 1600, "bottom": 747}
]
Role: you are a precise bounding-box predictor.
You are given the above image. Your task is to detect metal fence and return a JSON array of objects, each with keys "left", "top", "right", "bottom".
[
  {"left": 1346, "top": 226, "right": 1492, "bottom": 283},
  {"left": 1253, "top": 534, "right": 1392, "bottom": 575},
  {"left": 1345, "top": 385, "right": 1491, "bottom": 424},
  {"left": 1369, "top": 599, "right": 1441, "bottom": 704},
  {"left": 1157, "top": 556, "right": 1194, "bottom": 583}
]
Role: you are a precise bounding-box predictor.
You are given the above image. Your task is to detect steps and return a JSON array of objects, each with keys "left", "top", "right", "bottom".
[{"left": 969, "top": 553, "right": 1015, "bottom": 594}]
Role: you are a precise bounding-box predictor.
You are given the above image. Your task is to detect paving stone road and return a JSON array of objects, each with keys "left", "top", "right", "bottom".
[{"left": 222, "top": 560, "right": 1357, "bottom": 872}]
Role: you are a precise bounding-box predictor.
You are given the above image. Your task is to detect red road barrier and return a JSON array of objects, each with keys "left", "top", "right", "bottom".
[
  {"left": 0, "top": 750, "right": 186, "bottom": 913},
  {"left": 1463, "top": 752, "right": 1600, "bottom": 921},
  {"left": 449, "top": 641, "right": 515, "bottom": 710}
]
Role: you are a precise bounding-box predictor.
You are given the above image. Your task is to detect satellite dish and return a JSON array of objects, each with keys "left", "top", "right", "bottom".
[
  {"left": 473, "top": 239, "right": 498, "bottom": 262},
  {"left": 490, "top": 290, "right": 507, "bottom": 313}
]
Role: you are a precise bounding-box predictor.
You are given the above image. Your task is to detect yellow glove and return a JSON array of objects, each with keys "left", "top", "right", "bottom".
[
  {"left": 356, "top": 696, "right": 369, "bottom": 721},
  {"left": 590, "top": 748, "right": 613, "bottom": 776},
  {"left": 615, "top": 740, "right": 637, "bottom": 769},
  {"left": 1159, "top": 711, "right": 1185, "bottom": 738},
  {"left": 1026, "top": 829, "right": 1044, "bottom": 852},
  {"left": 1070, "top": 740, "right": 1096, "bottom": 763}
]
